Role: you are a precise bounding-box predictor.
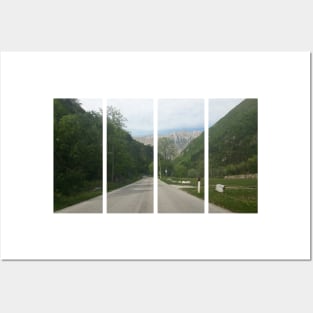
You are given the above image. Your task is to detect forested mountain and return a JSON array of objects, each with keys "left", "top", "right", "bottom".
[
  {"left": 209, "top": 99, "right": 257, "bottom": 177},
  {"left": 107, "top": 106, "right": 153, "bottom": 185},
  {"left": 54, "top": 99, "right": 102, "bottom": 197},
  {"left": 171, "top": 132, "right": 204, "bottom": 178},
  {"left": 158, "top": 132, "right": 204, "bottom": 178}
]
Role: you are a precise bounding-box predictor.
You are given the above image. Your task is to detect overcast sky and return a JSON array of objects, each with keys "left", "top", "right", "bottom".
[
  {"left": 209, "top": 99, "right": 243, "bottom": 127},
  {"left": 79, "top": 98, "right": 102, "bottom": 112},
  {"left": 158, "top": 99, "right": 204, "bottom": 133},
  {"left": 107, "top": 99, "right": 153, "bottom": 136}
]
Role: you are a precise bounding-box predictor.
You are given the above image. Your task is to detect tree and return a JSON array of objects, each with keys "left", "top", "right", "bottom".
[
  {"left": 54, "top": 99, "right": 102, "bottom": 196},
  {"left": 107, "top": 106, "right": 153, "bottom": 184},
  {"left": 107, "top": 105, "right": 127, "bottom": 128},
  {"left": 107, "top": 106, "right": 127, "bottom": 182}
]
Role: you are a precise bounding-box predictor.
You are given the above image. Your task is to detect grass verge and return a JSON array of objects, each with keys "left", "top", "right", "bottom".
[
  {"left": 54, "top": 189, "right": 102, "bottom": 211},
  {"left": 181, "top": 188, "right": 204, "bottom": 200},
  {"left": 209, "top": 178, "right": 257, "bottom": 213}
]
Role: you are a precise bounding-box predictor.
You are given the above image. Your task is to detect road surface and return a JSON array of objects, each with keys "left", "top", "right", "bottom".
[
  {"left": 158, "top": 180, "right": 204, "bottom": 213},
  {"left": 209, "top": 202, "right": 232, "bottom": 213},
  {"left": 56, "top": 195, "right": 103, "bottom": 213},
  {"left": 107, "top": 177, "right": 153, "bottom": 213}
]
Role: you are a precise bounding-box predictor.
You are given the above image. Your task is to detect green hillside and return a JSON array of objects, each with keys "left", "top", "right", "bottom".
[
  {"left": 171, "top": 132, "right": 204, "bottom": 178},
  {"left": 209, "top": 99, "right": 258, "bottom": 177}
]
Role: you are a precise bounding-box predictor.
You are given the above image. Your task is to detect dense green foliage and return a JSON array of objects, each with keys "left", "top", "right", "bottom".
[
  {"left": 158, "top": 132, "right": 204, "bottom": 179},
  {"left": 209, "top": 178, "right": 257, "bottom": 213},
  {"left": 209, "top": 99, "right": 258, "bottom": 177},
  {"left": 54, "top": 99, "right": 102, "bottom": 210},
  {"left": 107, "top": 106, "right": 153, "bottom": 190}
]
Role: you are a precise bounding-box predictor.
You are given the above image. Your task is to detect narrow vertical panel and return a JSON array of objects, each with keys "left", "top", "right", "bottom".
[
  {"left": 158, "top": 99, "right": 205, "bottom": 213},
  {"left": 153, "top": 99, "right": 158, "bottom": 214},
  {"left": 204, "top": 99, "right": 209, "bottom": 213},
  {"left": 54, "top": 98, "right": 103, "bottom": 213},
  {"left": 208, "top": 98, "right": 258, "bottom": 214},
  {"left": 106, "top": 99, "right": 154, "bottom": 213}
]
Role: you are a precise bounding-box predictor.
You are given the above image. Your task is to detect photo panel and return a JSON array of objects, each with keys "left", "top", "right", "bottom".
[
  {"left": 208, "top": 99, "right": 258, "bottom": 213},
  {"left": 158, "top": 99, "right": 205, "bottom": 213},
  {"left": 54, "top": 98, "right": 103, "bottom": 213},
  {"left": 107, "top": 99, "right": 154, "bottom": 213}
]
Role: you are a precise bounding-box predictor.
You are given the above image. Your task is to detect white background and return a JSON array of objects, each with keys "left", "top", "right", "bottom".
[
  {"left": 0, "top": 1, "right": 312, "bottom": 313},
  {"left": 0, "top": 52, "right": 310, "bottom": 260}
]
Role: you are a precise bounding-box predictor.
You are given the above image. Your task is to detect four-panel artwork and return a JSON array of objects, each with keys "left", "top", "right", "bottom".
[{"left": 54, "top": 98, "right": 258, "bottom": 214}]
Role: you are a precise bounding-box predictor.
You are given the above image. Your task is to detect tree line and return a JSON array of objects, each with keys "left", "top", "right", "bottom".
[{"left": 107, "top": 106, "right": 153, "bottom": 188}]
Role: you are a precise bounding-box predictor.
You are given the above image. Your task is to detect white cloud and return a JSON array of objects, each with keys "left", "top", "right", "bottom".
[{"left": 209, "top": 99, "right": 243, "bottom": 127}]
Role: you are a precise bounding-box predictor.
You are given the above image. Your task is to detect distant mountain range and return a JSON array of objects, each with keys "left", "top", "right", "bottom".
[
  {"left": 135, "top": 130, "right": 202, "bottom": 154},
  {"left": 169, "top": 99, "right": 257, "bottom": 178}
]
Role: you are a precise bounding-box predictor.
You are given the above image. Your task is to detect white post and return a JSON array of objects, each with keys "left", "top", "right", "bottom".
[{"left": 197, "top": 177, "right": 201, "bottom": 193}]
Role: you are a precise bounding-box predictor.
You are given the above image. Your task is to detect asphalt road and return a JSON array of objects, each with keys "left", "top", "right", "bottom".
[
  {"left": 56, "top": 195, "right": 103, "bottom": 213},
  {"left": 107, "top": 177, "right": 153, "bottom": 213},
  {"left": 158, "top": 180, "right": 204, "bottom": 213},
  {"left": 209, "top": 202, "right": 232, "bottom": 213}
]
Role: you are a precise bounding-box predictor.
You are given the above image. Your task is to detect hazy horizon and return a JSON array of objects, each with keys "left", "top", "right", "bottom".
[{"left": 134, "top": 127, "right": 204, "bottom": 138}]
